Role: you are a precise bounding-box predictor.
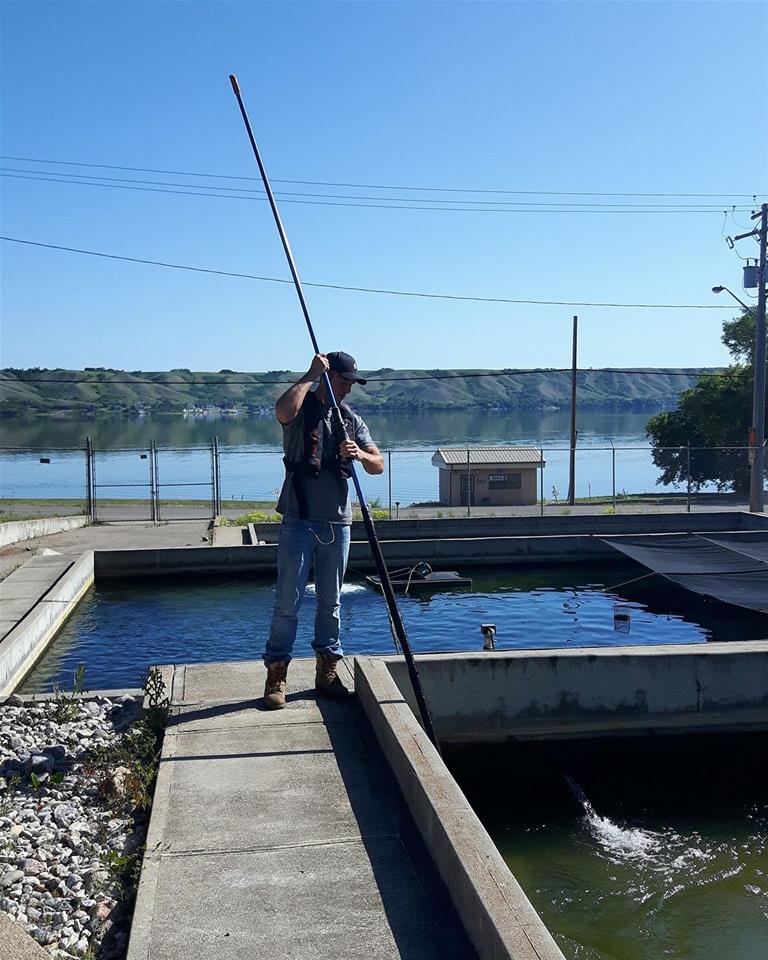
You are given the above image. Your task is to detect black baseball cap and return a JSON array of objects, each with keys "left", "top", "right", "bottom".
[{"left": 327, "top": 351, "right": 367, "bottom": 384}]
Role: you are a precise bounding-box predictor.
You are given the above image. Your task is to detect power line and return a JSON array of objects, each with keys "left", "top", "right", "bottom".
[
  {"left": 0, "top": 236, "right": 732, "bottom": 309},
  {"left": 4, "top": 172, "right": 747, "bottom": 214},
  {"left": 1, "top": 154, "right": 763, "bottom": 200},
  {"left": 1, "top": 167, "right": 751, "bottom": 211},
  {"left": 0, "top": 368, "right": 726, "bottom": 385}
]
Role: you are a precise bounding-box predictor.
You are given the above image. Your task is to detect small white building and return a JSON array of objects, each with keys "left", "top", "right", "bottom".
[{"left": 431, "top": 447, "right": 545, "bottom": 507}]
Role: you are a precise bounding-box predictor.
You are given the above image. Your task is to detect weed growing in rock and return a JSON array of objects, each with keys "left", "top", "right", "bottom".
[
  {"left": 142, "top": 667, "right": 170, "bottom": 740},
  {"left": 52, "top": 662, "right": 87, "bottom": 723},
  {"left": 101, "top": 846, "right": 145, "bottom": 901},
  {"left": 29, "top": 770, "right": 64, "bottom": 790},
  {"left": 87, "top": 722, "right": 158, "bottom": 813}
]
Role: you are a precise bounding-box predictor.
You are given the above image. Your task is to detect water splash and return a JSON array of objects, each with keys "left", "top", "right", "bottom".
[
  {"left": 305, "top": 582, "right": 367, "bottom": 595},
  {"left": 565, "top": 773, "right": 662, "bottom": 860}
]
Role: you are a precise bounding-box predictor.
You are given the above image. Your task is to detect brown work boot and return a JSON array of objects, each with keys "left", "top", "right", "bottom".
[
  {"left": 263, "top": 660, "right": 288, "bottom": 710},
  {"left": 315, "top": 652, "right": 351, "bottom": 700}
]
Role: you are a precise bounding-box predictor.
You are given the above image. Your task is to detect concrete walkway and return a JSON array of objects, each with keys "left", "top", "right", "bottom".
[
  {"left": 0, "top": 521, "right": 211, "bottom": 581},
  {"left": 0, "top": 554, "right": 77, "bottom": 639},
  {"left": 128, "top": 658, "right": 475, "bottom": 960}
]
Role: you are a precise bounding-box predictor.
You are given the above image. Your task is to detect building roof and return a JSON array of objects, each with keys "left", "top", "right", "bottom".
[{"left": 431, "top": 446, "right": 544, "bottom": 467}]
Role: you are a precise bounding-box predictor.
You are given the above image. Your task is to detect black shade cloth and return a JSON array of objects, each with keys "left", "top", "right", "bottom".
[
  {"left": 701, "top": 534, "right": 768, "bottom": 565},
  {"left": 602, "top": 534, "right": 768, "bottom": 614}
]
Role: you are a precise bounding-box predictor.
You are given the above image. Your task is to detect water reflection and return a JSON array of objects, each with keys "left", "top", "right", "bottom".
[{"left": 1, "top": 409, "right": 653, "bottom": 450}]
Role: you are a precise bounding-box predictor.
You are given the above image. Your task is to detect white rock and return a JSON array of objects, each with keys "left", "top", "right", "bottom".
[
  {"left": 0, "top": 868, "right": 24, "bottom": 887},
  {"left": 53, "top": 804, "right": 78, "bottom": 828}
]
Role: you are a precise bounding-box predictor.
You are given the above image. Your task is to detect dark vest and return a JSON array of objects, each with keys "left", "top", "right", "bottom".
[{"left": 284, "top": 392, "right": 353, "bottom": 518}]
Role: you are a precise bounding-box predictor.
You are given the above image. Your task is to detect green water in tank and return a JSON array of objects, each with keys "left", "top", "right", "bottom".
[{"left": 447, "top": 735, "right": 768, "bottom": 960}]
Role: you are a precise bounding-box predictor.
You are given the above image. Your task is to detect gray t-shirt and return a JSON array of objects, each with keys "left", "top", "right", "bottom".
[{"left": 276, "top": 394, "right": 374, "bottom": 524}]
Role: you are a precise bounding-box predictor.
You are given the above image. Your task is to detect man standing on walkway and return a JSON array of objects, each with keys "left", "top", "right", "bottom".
[{"left": 263, "top": 352, "right": 384, "bottom": 709}]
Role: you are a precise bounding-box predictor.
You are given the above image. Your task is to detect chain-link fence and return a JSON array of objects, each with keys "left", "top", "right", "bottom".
[
  {"left": 152, "top": 443, "right": 218, "bottom": 521},
  {"left": 0, "top": 446, "right": 88, "bottom": 517},
  {"left": 88, "top": 439, "right": 154, "bottom": 522},
  {"left": 218, "top": 446, "right": 284, "bottom": 511},
  {"left": 0, "top": 440, "right": 759, "bottom": 522}
]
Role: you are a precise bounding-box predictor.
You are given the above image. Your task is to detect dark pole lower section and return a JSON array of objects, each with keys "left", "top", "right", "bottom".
[
  {"left": 750, "top": 203, "right": 767, "bottom": 513},
  {"left": 229, "top": 73, "right": 441, "bottom": 754},
  {"left": 353, "top": 472, "right": 441, "bottom": 747},
  {"left": 567, "top": 315, "right": 578, "bottom": 505}
]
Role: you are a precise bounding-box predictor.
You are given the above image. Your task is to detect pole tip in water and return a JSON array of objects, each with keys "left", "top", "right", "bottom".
[{"left": 229, "top": 74, "right": 240, "bottom": 95}]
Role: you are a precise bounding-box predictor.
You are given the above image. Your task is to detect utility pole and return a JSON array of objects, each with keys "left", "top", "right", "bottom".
[
  {"left": 567, "top": 315, "right": 578, "bottom": 505},
  {"left": 750, "top": 203, "right": 767, "bottom": 513}
]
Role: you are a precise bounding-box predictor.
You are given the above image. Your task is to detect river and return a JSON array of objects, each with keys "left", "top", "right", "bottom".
[{"left": 0, "top": 409, "right": 695, "bottom": 505}]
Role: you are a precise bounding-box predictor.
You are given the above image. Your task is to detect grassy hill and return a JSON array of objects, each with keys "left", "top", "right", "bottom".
[{"left": 0, "top": 366, "right": 714, "bottom": 417}]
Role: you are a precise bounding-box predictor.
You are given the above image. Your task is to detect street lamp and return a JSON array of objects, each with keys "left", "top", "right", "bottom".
[
  {"left": 712, "top": 284, "right": 765, "bottom": 512},
  {"left": 711, "top": 286, "right": 756, "bottom": 316}
]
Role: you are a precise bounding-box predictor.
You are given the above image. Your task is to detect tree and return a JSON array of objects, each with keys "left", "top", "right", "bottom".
[
  {"left": 721, "top": 311, "right": 755, "bottom": 364},
  {"left": 646, "top": 310, "right": 764, "bottom": 494}
]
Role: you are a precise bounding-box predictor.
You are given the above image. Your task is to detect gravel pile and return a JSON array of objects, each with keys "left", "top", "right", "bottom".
[{"left": 0, "top": 694, "right": 146, "bottom": 959}]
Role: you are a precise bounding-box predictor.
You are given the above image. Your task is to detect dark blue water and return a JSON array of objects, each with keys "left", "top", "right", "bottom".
[{"left": 20, "top": 564, "right": 767, "bottom": 692}]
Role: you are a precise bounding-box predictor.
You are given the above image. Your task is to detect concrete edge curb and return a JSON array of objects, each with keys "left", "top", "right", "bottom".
[
  {"left": 0, "top": 911, "right": 51, "bottom": 959},
  {"left": 0, "top": 515, "right": 88, "bottom": 547},
  {"left": 382, "top": 648, "right": 768, "bottom": 744},
  {"left": 0, "top": 552, "right": 95, "bottom": 697},
  {"left": 380, "top": 641, "right": 768, "bottom": 665},
  {"left": 355, "top": 656, "right": 566, "bottom": 960}
]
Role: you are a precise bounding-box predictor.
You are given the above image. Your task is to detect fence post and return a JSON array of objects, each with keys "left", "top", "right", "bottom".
[
  {"left": 387, "top": 450, "right": 392, "bottom": 519},
  {"left": 611, "top": 442, "right": 616, "bottom": 513},
  {"left": 540, "top": 447, "right": 545, "bottom": 516},
  {"left": 85, "top": 436, "right": 93, "bottom": 522},
  {"left": 686, "top": 442, "right": 691, "bottom": 513},
  {"left": 466, "top": 447, "right": 471, "bottom": 518},
  {"left": 147, "top": 441, "right": 156, "bottom": 523},
  {"left": 209, "top": 437, "right": 216, "bottom": 520},
  {"left": 214, "top": 435, "right": 222, "bottom": 515},
  {"left": 151, "top": 440, "right": 160, "bottom": 522},
  {"left": 90, "top": 439, "right": 97, "bottom": 523}
]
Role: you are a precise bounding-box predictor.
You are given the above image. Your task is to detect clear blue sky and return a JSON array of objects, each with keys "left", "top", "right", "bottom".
[{"left": 1, "top": 0, "right": 766, "bottom": 373}]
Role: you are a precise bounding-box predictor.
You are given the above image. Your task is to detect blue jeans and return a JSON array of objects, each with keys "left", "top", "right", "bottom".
[{"left": 264, "top": 517, "right": 351, "bottom": 665}]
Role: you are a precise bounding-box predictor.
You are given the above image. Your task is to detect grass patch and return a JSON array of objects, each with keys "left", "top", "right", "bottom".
[
  {"left": 0, "top": 514, "right": 67, "bottom": 523},
  {"left": 220, "top": 510, "right": 281, "bottom": 525},
  {"left": 0, "top": 498, "right": 87, "bottom": 507},
  {"left": 219, "top": 499, "right": 276, "bottom": 510}
]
